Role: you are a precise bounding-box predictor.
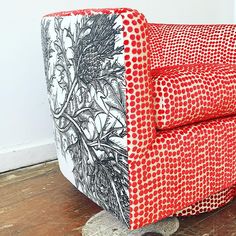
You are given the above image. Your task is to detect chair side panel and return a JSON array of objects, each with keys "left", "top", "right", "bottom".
[{"left": 41, "top": 13, "right": 129, "bottom": 226}]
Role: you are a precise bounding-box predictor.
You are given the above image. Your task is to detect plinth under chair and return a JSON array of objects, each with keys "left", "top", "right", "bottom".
[{"left": 41, "top": 8, "right": 236, "bottom": 230}]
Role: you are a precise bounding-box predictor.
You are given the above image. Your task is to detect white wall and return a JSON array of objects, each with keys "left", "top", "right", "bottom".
[{"left": 0, "top": 0, "right": 234, "bottom": 172}]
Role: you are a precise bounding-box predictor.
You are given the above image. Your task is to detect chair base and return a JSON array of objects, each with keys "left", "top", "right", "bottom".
[{"left": 82, "top": 210, "right": 179, "bottom": 236}]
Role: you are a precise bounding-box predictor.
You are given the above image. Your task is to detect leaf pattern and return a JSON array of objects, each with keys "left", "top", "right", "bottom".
[{"left": 41, "top": 14, "right": 129, "bottom": 226}]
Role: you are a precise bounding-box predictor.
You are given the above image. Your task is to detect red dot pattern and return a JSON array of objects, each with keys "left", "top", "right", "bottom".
[
  {"left": 151, "top": 63, "right": 236, "bottom": 129},
  {"left": 132, "top": 116, "right": 236, "bottom": 229},
  {"left": 45, "top": 8, "right": 236, "bottom": 230},
  {"left": 121, "top": 10, "right": 236, "bottom": 229},
  {"left": 149, "top": 23, "right": 236, "bottom": 68},
  {"left": 175, "top": 184, "right": 236, "bottom": 217},
  {"left": 44, "top": 7, "right": 134, "bottom": 17}
]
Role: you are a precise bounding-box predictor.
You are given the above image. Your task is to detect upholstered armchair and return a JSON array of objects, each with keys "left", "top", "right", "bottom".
[{"left": 41, "top": 8, "right": 236, "bottom": 230}]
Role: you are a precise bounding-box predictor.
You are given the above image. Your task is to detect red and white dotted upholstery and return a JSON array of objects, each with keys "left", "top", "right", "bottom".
[
  {"left": 152, "top": 64, "right": 236, "bottom": 129},
  {"left": 149, "top": 23, "right": 236, "bottom": 68},
  {"left": 42, "top": 8, "right": 236, "bottom": 230},
  {"left": 175, "top": 184, "right": 236, "bottom": 217}
]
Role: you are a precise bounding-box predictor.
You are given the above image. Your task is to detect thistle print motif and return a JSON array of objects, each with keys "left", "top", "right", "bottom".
[{"left": 41, "top": 14, "right": 129, "bottom": 226}]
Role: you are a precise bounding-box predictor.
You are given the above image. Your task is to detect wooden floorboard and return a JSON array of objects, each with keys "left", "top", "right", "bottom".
[
  {"left": 0, "top": 161, "right": 101, "bottom": 236},
  {"left": 1, "top": 161, "right": 236, "bottom": 236}
]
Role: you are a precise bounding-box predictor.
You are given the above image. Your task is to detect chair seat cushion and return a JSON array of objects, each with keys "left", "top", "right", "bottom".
[{"left": 152, "top": 64, "right": 236, "bottom": 129}]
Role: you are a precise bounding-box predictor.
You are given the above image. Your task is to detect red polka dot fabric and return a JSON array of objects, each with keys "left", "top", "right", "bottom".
[
  {"left": 149, "top": 23, "right": 236, "bottom": 68},
  {"left": 152, "top": 63, "right": 236, "bottom": 129},
  {"left": 44, "top": 8, "right": 236, "bottom": 230},
  {"left": 175, "top": 184, "right": 236, "bottom": 217},
  {"left": 143, "top": 115, "right": 236, "bottom": 228}
]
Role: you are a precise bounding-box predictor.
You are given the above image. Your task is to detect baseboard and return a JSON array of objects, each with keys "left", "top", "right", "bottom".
[{"left": 0, "top": 142, "right": 57, "bottom": 173}]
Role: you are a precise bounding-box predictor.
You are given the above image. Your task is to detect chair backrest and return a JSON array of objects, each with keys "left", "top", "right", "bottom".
[{"left": 149, "top": 23, "right": 236, "bottom": 69}]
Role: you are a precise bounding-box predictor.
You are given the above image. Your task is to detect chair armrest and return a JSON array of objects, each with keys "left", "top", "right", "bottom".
[
  {"left": 41, "top": 7, "right": 156, "bottom": 159},
  {"left": 41, "top": 8, "right": 155, "bottom": 229}
]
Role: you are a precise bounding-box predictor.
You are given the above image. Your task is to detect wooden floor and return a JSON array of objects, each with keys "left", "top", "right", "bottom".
[{"left": 1, "top": 161, "right": 236, "bottom": 236}]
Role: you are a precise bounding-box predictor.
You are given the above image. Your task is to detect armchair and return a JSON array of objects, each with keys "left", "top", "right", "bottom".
[{"left": 41, "top": 8, "right": 236, "bottom": 230}]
